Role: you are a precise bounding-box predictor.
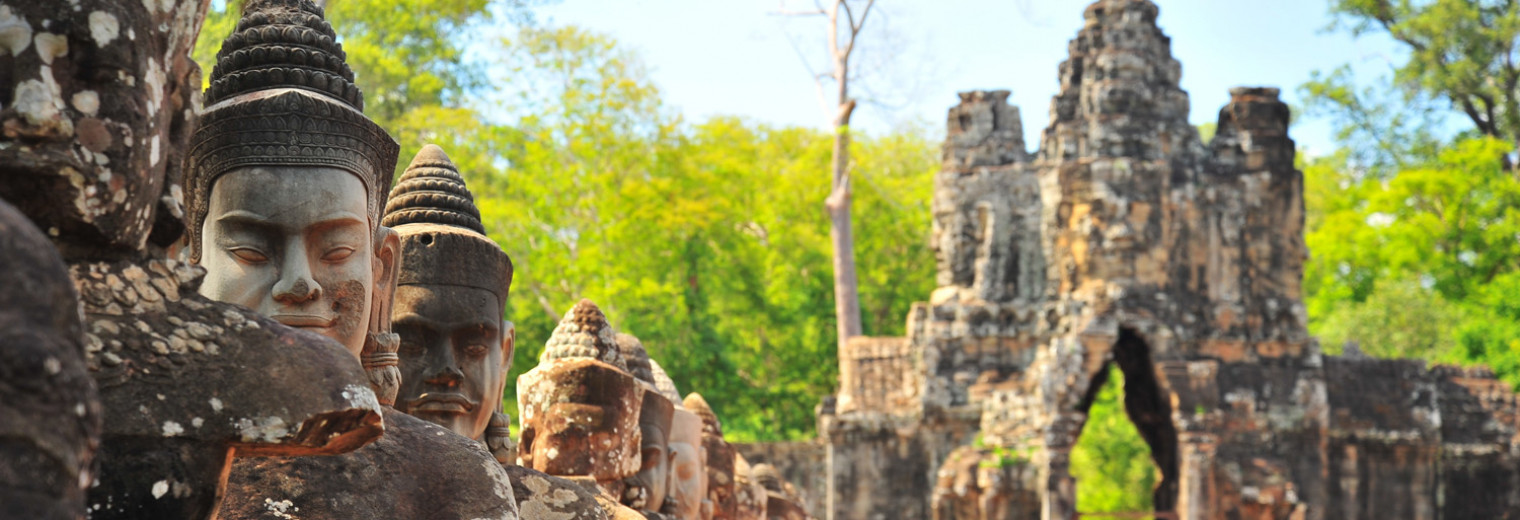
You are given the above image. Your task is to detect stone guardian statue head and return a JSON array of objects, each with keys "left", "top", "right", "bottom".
[
  {"left": 685, "top": 393, "right": 737, "bottom": 520},
  {"left": 517, "top": 300, "right": 643, "bottom": 487},
  {"left": 617, "top": 333, "right": 675, "bottom": 512},
  {"left": 187, "top": 0, "right": 402, "bottom": 363},
  {"left": 648, "top": 359, "right": 707, "bottom": 519},
  {"left": 385, "top": 144, "right": 515, "bottom": 441}
]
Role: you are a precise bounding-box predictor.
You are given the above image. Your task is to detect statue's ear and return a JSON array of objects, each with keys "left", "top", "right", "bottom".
[
  {"left": 500, "top": 320, "right": 516, "bottom": 371},
  {"left": 369, "top": 226, "right": 401, "bottom": 334},
  {"left": 497, "top": 320, "right": 515, "bottom": 398}
]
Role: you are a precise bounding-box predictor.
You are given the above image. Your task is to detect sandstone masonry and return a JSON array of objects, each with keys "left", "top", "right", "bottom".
[{"left": 813, "top": 1, "right": 1520, "bottom": 519}]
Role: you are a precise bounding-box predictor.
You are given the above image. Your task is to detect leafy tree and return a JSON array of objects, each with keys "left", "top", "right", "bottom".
[
  {"left": 1315, "top": 0, "right": 1520, "bottom": 170},
  {"left": 484, "top": 26, "right": 935, "bottom": 440},
  {"left": 1071, "top": 367, "right": 1157, "bottom": 515},
  {"left": 194, "top": 0, "right": 518, "bottom": 176},
  {"left": 1304, "top": 137, "right": 1520, "bottom": 373},
  {"left": 1454, "top": 272, "right": 1520, "bottom": 386}
]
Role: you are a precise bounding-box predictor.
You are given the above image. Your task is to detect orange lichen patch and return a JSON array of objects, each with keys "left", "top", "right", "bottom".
[
  {"left": 1134, "top": 248, "right": 1167, "bottom": 285},
  {"left": 1254, "top": 341, "right": 1304, "bottom": 359},
  {"left": 1198, "top": 339, "right": 1248, "bottom": 363},
  {"left": 1213, "top": 306, "right": 1238, "bottom": 330}
]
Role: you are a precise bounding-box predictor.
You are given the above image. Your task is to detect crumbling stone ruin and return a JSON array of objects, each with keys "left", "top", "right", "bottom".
[
  {"left": 811, "top": 1, "right": 1520, "bottom": 519},
  {"left": 16, "top": 0, "right": 1485, "bottom": 518}
]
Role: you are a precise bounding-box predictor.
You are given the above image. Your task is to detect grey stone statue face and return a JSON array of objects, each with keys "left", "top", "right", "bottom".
[
  {"left": 392, "top": 283, "right": 511, "bottom": 439},
  {"left": 198, "top": 166, "right": 381, "bottom": 356},
  {"left": 638, "top": 421, "right": 672, "bottom": 511}
]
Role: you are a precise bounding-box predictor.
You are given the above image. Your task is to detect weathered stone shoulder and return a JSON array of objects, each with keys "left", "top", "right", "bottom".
[
  {"left": 219, "top": 407, "right": 519, "bottom": 519},
  {"left": 76, "top": 259, "right": 384, "bottom": 519},
  {"left": 502, "top": 465, "right": 608, "bottom": 520}
]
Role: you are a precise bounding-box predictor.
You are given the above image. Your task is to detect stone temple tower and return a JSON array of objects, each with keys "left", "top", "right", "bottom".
[{"left": 813, "top": 1, "right": 1520, "bottom": 519}]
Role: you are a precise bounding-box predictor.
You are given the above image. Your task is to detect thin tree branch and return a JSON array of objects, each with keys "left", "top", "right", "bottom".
[
  {"left": 852, "top": 0, "right": 877, "bottom": 35},
  {"left": 770, "top": 8, "right": 825, "bottom": 16},
  {"left": 768, "top": 0, "right": 825, "bottom": 17}
]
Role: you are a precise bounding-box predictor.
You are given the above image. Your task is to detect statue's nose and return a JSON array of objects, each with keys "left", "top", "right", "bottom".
[
  {"left": 272, "top": 243, "right": 321, "bottom": 304},
  {"left": 426, "top": 364, "right": 465, "bottom": 388}
]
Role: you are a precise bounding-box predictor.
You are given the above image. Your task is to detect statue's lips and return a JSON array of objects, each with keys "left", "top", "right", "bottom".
[
  {"left": 271, "top": 314, "right": 337, "bottom": 330},
  {"left": 409, "top": 393, "right": 475, "bottom": 415}
]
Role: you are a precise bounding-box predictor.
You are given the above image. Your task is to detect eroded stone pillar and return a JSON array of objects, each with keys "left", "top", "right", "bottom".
[
  {"left": 1041, "top": 446, "right": 1075, "bottom": 520},
  {"left": 1176, "top": 434, "right": 1217, "bottom": 520}
]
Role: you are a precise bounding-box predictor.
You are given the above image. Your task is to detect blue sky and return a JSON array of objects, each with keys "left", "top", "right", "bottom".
[{"left": 534, "top": 0, "right": 1406, "bottom": 155}]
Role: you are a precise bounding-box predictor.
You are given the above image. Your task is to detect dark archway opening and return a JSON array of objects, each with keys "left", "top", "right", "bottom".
[{"left": 1073, "top": 328, "right": 1180, "bottom": 516}]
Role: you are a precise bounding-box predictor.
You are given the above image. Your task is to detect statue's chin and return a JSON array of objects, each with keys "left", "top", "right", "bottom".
[{"left": 406, "top": 407, "right": 476, "bottom": 438}]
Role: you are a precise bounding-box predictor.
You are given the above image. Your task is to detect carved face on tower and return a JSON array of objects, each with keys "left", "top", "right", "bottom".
[
  {"left": 187, "top": 0, "right": 401, "bottom": 358},
  {"left": 0, "top": 0, "right": 206, "bottom": 258},
  {"left": 517, "top": 300, "right": 643, "bottom": 483},
  {"left": 386, "top": 145, "right": 515, "bottom": 440}
]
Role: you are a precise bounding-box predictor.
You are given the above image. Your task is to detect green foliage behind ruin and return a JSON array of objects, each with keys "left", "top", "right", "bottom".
[{"left": 191, "top": 0, "right": 1520, "bottom": 455}]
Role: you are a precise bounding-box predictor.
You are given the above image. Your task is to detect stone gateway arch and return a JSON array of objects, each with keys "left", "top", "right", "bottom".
[{"left": 803, "top": 1, "right": 1520, "bottom": 519}]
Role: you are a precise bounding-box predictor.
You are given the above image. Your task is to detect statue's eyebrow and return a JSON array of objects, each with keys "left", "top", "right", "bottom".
[
  {"left": 458, "top": 321, "right": 500, "bottom": 336},
  {"left": 394, "top": 315, "right": 498, "bottom": 336},
  {"left": 215, "top": 210, "right": 272, "bottom": 224},
  {"left": 392, "top": 313, "right": 440, "bottom": 329},
  {"left": 307, "top": 213, "right": 367, "bottom": 233}
]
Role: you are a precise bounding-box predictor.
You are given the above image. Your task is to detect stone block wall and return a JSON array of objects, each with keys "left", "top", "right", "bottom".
[{"left": 734, "top": 442, "right": 829, "bottom": 518}]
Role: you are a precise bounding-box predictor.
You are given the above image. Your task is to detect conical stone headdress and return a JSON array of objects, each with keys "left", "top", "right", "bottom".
[
  {"left": 650, "top": 359, "right": 682, "bottom": 405},
  {"left": 683, "top": 393, "right": 723, "bottom": 436},
  {"left": 615, "top": 332, "right": 656, "bottom": 384},
  {"left": 541, "top": 299, "right": 626, "bottom": 370},
  {"left": 186, "top": 0, "right": 399, "bottom": 262},
  {"left": 385, "top": 145, "right": 512, "bottom": 301}
]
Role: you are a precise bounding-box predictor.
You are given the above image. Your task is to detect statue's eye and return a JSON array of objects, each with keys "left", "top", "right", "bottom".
[
  {"left": 462, "top": 344, "right": 488, "bottom": 359},
  {"left": 321, "top": 246, "right": 355, "bottom": 262},
  {"left": 229, "top": 247, "right": 268, "bottom": 264},
  {"left": 399, "top": 340, "right": 424, "bottom": 357}
]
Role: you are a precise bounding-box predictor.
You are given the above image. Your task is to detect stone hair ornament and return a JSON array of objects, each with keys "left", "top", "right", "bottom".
[
  {"left": 185, "top": 0, "right": 400, "bottom": 264},
  {"left": 485, "top": 411, "right": 516, "bottom": 464}
]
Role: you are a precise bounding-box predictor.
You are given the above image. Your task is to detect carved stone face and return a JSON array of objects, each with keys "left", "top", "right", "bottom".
[
  {"left": 0, "top": 0, "right": 202, "bottom": 257},
  {"left": 667, "top": 409, "right": 707, "bottom": 519},
  {"left": 517, "top": 358, "right": 643, "bottom": 482},
  {"left": 393, "top": 283, "right": 510, "bottom": 439},
  {"left": 732, "top": 455, "right": 768, "bottom": 520},
  {"left": 198, "top": 166, "right": 385, "bottom": 357},
  {"left": 630, "top": 390, "right": 674, "bottom": 511}
]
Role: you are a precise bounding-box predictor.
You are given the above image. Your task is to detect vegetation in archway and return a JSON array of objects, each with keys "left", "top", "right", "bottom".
[{"left": 1071, "top": 366, "right": 1158, "bottom": 514}]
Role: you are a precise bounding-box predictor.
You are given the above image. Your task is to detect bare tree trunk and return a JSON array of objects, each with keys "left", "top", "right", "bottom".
[
  {"left": 822, "top": 1, "right": 871, "bottom": 350},
  {"left": 828, "top": 97, "right": 861, "bottom": 347},
  {"left": 776, "top": 0, "right": 874, "bottom": 351}
]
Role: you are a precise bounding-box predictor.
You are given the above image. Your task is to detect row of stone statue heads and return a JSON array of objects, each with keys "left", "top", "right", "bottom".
[{"left": 0, "top": 0, "right": 811, "bottom": 518}]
